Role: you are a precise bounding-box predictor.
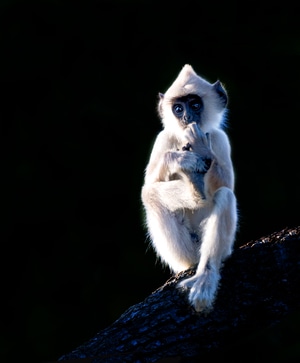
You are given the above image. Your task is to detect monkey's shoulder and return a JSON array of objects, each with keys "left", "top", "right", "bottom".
[
  {"left": 153, "top": 130, "right": 181, "bottom": 150},
  {"left": 209, "top": 128, "right": 231, "bottom": 154}
]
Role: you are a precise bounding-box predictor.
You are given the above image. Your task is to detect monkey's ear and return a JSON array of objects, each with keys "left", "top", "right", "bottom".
[
  {"left": 213, "top": 81, "right": 227, "bottom": 108},
  {"left": 157, "top": 93, "right": 164, "bottom": 117}
]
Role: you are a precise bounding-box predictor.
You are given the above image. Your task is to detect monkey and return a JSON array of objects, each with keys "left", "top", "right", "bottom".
[{"left": 141, "top": 64, "right": 238, "bottom": 312}]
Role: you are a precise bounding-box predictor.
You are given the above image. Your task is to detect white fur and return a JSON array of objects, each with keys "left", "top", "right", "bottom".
[{"left": 141, "top": 65, "right": 238, "bottom": 312}]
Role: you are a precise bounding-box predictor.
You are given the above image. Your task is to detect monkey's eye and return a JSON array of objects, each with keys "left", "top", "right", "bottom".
[
  {"left": 173, "top": 104, "right": 184, "bottom": 115},
  {"left": 191, "top": 101, "right": 202, "bottom": 111}
]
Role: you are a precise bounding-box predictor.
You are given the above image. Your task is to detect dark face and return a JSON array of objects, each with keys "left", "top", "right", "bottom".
[{"left": 172, "top": 94, "right": 203, "bottom": 127}]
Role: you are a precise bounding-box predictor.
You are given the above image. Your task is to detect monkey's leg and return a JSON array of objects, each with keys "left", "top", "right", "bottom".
[
  {"left": 178, "top": 186, "right": 237, "bottom": 312},
  {"left": 142, "top": 181, "right": 200, "bottom": 273}
]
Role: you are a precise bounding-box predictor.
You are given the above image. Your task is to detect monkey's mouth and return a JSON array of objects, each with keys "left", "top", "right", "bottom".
[{"left": 181, "top": 119, "right": 196, "bottom": 127}]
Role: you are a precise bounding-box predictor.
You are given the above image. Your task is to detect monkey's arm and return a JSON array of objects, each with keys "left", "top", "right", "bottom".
[
  {"left": 205, "top": 128, "right": 235, "bottom": 194},
  {"left": 143, "top": 132, "right": 172, "bottom": 182}
]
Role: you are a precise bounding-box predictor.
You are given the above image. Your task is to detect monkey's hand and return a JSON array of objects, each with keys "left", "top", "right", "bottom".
[
  {"left": 183, "top": 123, "right": 213, "bottom": 160},
  {"left": 164, "top": 150, "right": 210, "bottom": 199},
  {"left": 178, "top": 266, "right": 220, "bottom": 313},
  {"left": 175, "top": 151, "right": 210, "bottom": 199},
  {"left": 174, "top": 151, "right": 211, "bottom": 175}
]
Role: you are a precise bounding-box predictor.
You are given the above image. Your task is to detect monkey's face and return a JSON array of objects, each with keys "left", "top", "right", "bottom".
[
  {"left": 171, "top": 94, "right": 203, "bottom": 128},
  {"left": 159, "top": 74, "right": 228, "bottom": 133}
]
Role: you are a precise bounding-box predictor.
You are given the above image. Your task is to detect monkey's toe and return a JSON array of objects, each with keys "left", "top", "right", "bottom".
[{"left": 178, "top": 270, "right": 219, "bottom": 312}]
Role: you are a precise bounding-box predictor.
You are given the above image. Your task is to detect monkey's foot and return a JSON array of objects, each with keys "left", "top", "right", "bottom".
[{"left": 178, "top": 269, "right": 220, "bottom": 312}]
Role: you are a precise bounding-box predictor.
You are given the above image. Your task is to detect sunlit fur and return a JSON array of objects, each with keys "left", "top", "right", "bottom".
[{"left": 141, "top": 65, "right": 238, "bottom": 312}]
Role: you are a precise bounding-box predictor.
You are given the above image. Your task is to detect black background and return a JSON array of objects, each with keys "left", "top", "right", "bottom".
[{"left": 1, "top": 1, "right": 299, "bottom": 362}]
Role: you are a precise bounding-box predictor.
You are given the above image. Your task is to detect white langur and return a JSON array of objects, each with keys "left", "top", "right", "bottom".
[{"left": 141, "top": 64, "right": 238, "bottom": 312}]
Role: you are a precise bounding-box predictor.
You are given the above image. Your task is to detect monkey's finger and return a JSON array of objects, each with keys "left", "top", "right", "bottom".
[
  {"left": 205, "top": 133, "right": 212, "bottom": 149},
  {"left": 189, "top": 122, "right": 205, "bottom": 136},
  {"left": 184, "top": 125, "right": 206, "bottom": 145}
]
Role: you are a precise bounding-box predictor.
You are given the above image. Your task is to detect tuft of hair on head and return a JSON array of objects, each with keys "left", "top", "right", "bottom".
[{"left": 163, "top": 64, "right": 212, "bottom": 100}]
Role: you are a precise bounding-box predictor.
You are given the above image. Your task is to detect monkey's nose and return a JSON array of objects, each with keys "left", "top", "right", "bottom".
[{"left": 183, "top": 115, "right": 192, "bottom": 123}]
